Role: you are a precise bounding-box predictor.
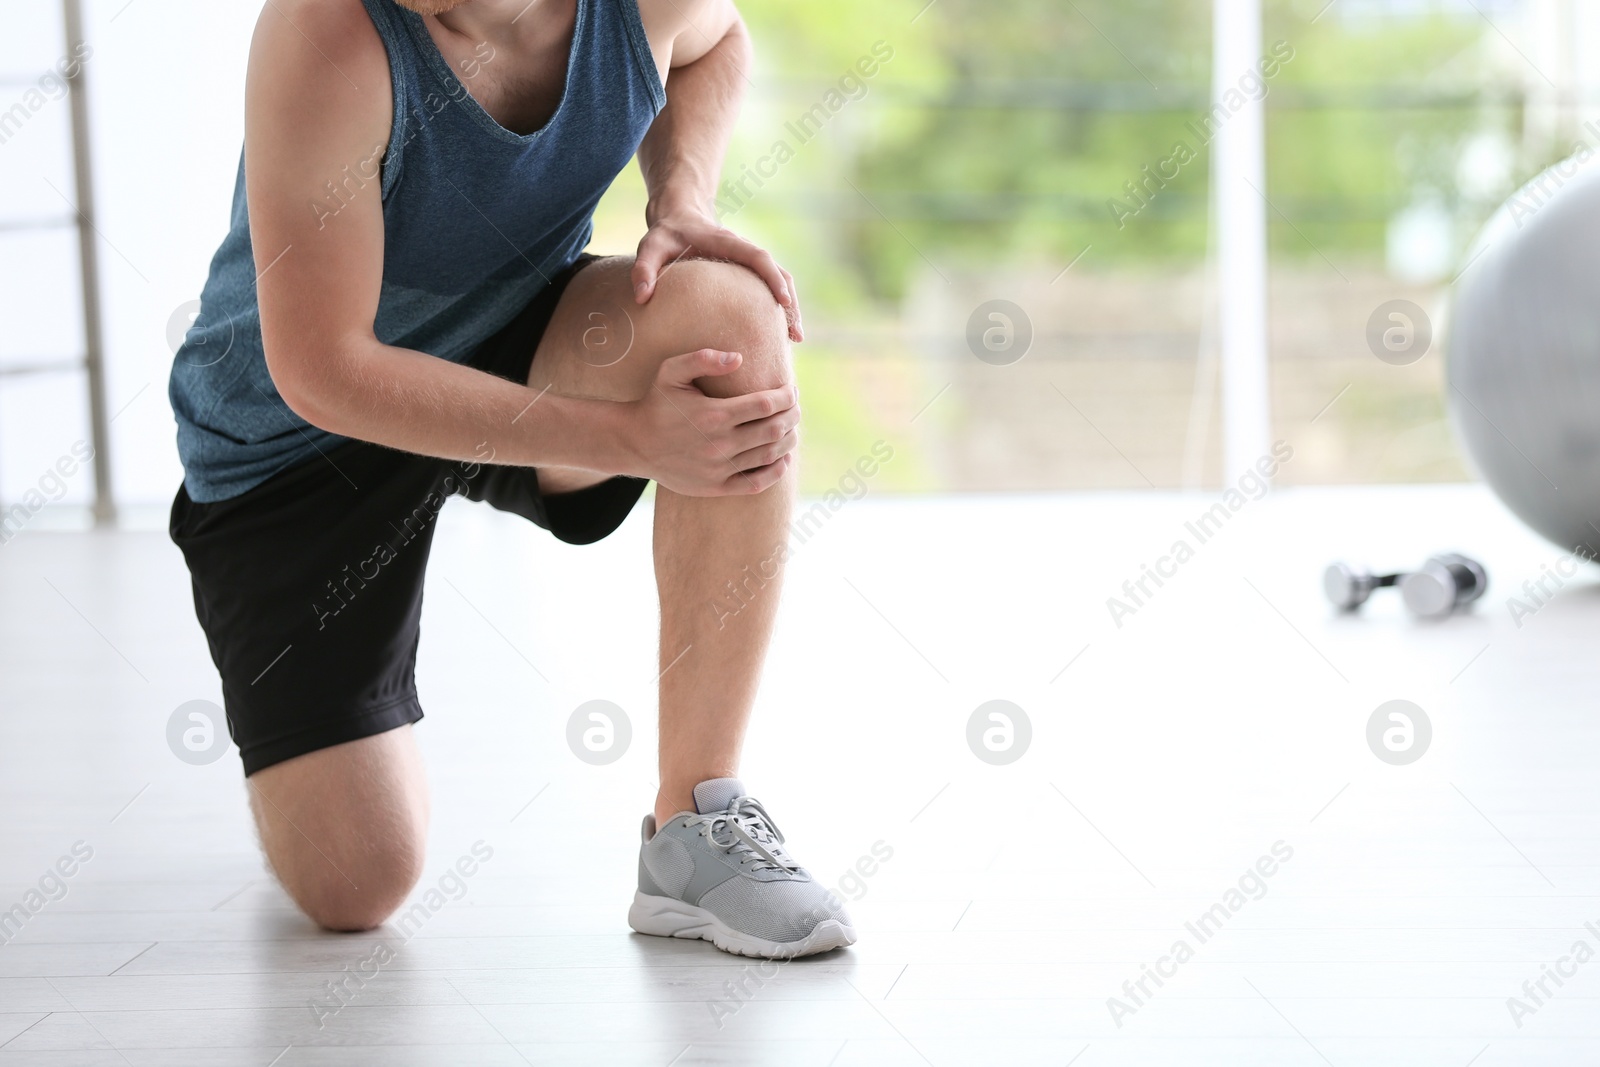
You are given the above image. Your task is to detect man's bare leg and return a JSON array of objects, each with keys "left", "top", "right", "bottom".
[
  {"left": 540, "top": 254, "right": 851, "bottom": 958},
  {"left": 248, "top": 726, "right": 429, "bottom": 931},
  {"left": 245, "top": 256, "right": 790, "bottom": 934},
  {"left": 529, "top": 256, "right": 795, "bottom": 826},
  {"left": 650, "top": 408, "right": 795, "bottom": 825}
]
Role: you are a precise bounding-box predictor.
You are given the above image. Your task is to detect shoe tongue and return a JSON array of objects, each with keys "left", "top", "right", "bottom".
[{"left": 693, "top": 777, "right": 747, "bottom": 814}]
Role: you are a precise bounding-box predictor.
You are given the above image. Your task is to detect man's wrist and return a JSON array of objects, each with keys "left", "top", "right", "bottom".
[
  {"left": 594, "top": 395, "right": 644, "bottom": 479},
  {"left": 646, "top": 189, "right": 714, "bottom": 227},
  {"left": 529, "top": 392, "right": 641, "bottom": 479}
]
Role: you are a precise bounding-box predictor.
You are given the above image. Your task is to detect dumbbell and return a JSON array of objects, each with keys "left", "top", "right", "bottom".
[
  {"left": 1323, "top": 563, "right": 1401, "bottom": 610},
  {"left": 1323, "top": 553, "right": 1488, "bottom": 618},
  {"left": 1400, "top": 553, "right": 1488, "bottom": 618}
]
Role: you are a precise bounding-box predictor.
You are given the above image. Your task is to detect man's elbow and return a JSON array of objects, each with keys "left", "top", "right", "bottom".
[{"left": 264, "top": 347, "right": 341, "bottom": 434}]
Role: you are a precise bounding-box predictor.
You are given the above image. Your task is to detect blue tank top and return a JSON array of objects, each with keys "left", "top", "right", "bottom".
[{"left": 169, "top": 0, "right": 665, "bottom": 502}]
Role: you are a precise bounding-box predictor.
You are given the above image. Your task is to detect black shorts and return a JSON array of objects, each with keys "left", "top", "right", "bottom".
[{"left": 170, "top": 254, "right": 648, "bottom": 775}]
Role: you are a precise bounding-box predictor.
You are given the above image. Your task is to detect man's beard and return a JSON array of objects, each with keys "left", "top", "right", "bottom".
[{"left": 391, "top": 0, "right": 472, "bottom": 15}]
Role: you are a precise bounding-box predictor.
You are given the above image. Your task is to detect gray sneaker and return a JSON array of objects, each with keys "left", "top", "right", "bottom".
[{"left": 628, "top": 777, "right": 857, "bottom": 958}]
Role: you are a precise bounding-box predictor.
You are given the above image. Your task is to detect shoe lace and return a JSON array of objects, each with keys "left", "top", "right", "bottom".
[{"left": 688, "top": 796, "right": 797, "bottom": 873}]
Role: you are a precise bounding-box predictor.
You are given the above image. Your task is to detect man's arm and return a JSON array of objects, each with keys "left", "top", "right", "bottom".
[
  {"left": 245, "top": 0, "right": 790, "bottom": 495},
  {"left": 632, "top": 0, "right": 802, "bottom": 341}
]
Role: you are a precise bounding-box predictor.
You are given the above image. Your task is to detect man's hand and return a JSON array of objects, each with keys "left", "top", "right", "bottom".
[
  {"left": 618, "top": 347, "right": 800, "bottom": 496},
  {"left": 633, "top": 211, "right": 804, "bottom": 343}
]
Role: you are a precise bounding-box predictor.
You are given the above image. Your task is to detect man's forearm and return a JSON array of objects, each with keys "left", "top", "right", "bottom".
[
  {"left": 626, "top": 13, "right": 798, "bottom": 332},
  {"left": 638, "top": 19, "right": 752, "bottom": 221},
  {"left": 277, "top": 338, "right": 633, "bottom": 474}
]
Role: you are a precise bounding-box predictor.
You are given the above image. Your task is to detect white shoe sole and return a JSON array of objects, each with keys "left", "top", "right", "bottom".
[{"left": 628, "top": 891, "right": 857, "bottom": 959}]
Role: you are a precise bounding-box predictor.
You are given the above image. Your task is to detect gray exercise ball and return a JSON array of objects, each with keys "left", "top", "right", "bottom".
[{"left": 1448, "top": 157, "right": 1600, "bottom": 560}]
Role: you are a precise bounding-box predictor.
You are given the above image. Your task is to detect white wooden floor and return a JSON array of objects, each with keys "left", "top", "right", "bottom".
[{"left": 2, "top": 485, "right": 1597, "bottom": 1065}]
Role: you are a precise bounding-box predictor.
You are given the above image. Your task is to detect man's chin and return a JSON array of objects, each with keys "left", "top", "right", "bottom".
[{"left": 391, "top": 0, "right": 472, "bottom": 15}]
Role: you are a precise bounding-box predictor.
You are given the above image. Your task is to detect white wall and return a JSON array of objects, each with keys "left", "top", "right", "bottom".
[{"left": 0, "top": 1, "right": 258, "bottom": 515}]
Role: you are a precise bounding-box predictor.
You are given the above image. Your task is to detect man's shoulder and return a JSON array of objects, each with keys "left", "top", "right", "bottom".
[
  {"left": 633, "top": 0, "right": 726, "bottom": 54},
  {"left": 261, "top": 0, "right": 376, "bottom": 40},
  {"left": 251, "top": 0, "right": 388, "bottom": 82},
  {"left": 248, "top": 0, "right": 392, "bottom": 132}
]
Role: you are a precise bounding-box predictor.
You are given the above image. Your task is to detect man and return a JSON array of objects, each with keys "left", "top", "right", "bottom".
[{"left": 168, "top": 0, "right": 855, "bottom": 959}]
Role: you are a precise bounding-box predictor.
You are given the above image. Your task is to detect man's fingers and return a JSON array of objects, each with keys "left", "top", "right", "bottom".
[
  {"left": 631, "top": 232, "right": 678, "bottom": 303},
  {"left": 699, "top": 229, "right": 790, "bottom": 308},
  {"left": 729, "top": 403, "right": 800, "bottom": 452},
  {"left": 721, "top": 383, "right": 798, "bottom": 425},
  {"left": 744, "top": 249, "right": 790, "bottom": 308},
  {"left": 729, "top": 428, "right": 799, "bottom": 472},
  {"left": 778, "top": 266, "right": 802, "bottom": 342},
  {"left": 660, "top": 348, "right": 742, "bottom": 388},
  {"left": 723, "top": 452, "right": 794, "bottom": 494},
  {"left": 630, "top": 260, "right": 657, "bottom": 304}
]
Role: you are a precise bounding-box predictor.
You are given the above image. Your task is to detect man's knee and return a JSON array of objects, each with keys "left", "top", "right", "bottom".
[
  {"left": 247, "top": 728, "right": 429, "bottom": 933},
  {"left": 290, "top": 836, "right": 425, "bottom": 932},
  {"left": 651, "top": 259, "right": 791, "bottom": 397}
]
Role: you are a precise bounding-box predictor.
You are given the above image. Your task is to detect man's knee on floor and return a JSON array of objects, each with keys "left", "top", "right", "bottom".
[
  {"left": 246, "top": 728, "right": 430, "bottom": 932},
  {"left": 289, "top": 836, "right": 425, "bottom": 932},
  {"left": 651, "top": 259, "right": 791, "bottom": 398}
]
